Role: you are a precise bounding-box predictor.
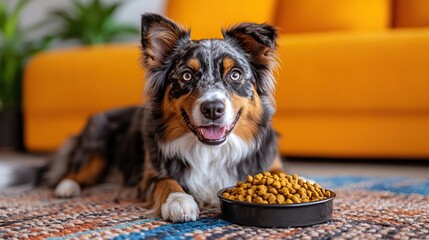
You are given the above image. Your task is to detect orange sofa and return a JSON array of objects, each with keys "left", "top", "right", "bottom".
[{"left": 24, "top": 0, "right": 429, "bottom": 158}]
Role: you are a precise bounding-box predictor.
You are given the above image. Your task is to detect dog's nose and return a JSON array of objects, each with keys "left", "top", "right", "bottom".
[{"left": 201, "top": 100, "right": 225, "bottom": 120}]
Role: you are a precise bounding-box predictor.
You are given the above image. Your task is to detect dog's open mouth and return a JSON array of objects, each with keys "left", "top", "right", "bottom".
[{"left": 181, "top": 109, "right": 242, "bottom": 145}]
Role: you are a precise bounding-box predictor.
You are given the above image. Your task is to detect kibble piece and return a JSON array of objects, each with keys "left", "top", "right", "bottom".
[
  {"left": 276, "top": 194, "right": 285, "bottom": 204},
  {"left": 291, "top": 195, "right": 301, "bottom": 203},
  {"left": 268, "top": 195, "right": 277, "bottom": 204},
  {"left": 247, "top": 189, "right": 254, "bottom": 195},
  {"left": 269, "top": 188, "right": 278, "bottom": 195},
  {"left": 272, "top": 180, "right": 281, "bottom": 189},
  {"left": 262, "top": 193, "right": 271, "bottom": 200},
  {"left": 247, "top": 175, "right": 253, "bottom": 183},
  {"left": 266, "top": 178, "right": 274, "bottom": 186}
]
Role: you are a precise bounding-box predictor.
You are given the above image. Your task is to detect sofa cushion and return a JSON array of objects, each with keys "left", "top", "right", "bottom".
[
  {"left": 274, "top": 0, "right": 391, "bottom": 33},
  {"left": 166, "top": 0, "right": 277, "bottom": 39},
  {"left": 23, "top": 45, "right": 144, "bottom": 151},
  {"left": 394, "top": 0, "right": 429, "bottom": 28},
  {"left": 275, "top": 29, "right": 429, "bottom": 112}
]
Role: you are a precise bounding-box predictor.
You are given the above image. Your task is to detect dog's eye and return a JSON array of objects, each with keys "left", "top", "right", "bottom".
[
  {"left": 230, "top": 70, "right": 242, "bottom": 81},
  {"left": 182, "top": 72, "right": 193, "bottom": 81}
]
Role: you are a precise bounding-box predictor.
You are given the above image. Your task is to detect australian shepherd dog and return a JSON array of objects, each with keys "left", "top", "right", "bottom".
[{"left": 45, "top": 13, "right": 283, "bottom": 222}]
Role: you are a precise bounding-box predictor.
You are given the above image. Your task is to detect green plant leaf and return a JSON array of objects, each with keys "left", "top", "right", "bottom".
[
  {"left": 72, "top": 0, "right": 86, "bottom": 14},
  {"left": 0, "top": 0, "right": 52, "bottom": 109},
  {"left": 48, "top": 0, "right": 138, "bottom": 45},
  {"left": 0, "top": 1, "right": 8, "bottom": 33},
  {"left": 4, "top": 0, "right": 29, "bottom": 38}
]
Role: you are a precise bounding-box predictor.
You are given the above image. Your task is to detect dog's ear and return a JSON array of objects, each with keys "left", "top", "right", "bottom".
[
  {"left": 141, "top": 13, "right": 190, "bottom": 69},
  {"left": 223, "top": 23, "right": 277, "bottom": 65},
  {"left": 223, "top": 23, "right": 277, "bottom": 94}
]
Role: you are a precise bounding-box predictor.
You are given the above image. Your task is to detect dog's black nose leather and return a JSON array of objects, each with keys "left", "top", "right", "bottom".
[{"left": 201, "top": 100, "right": 225, "bottom": 120}]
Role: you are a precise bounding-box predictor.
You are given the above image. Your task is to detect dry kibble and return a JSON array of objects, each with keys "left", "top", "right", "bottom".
[
  {"left": 269, "top": 188, "right": 278, "bottom": 195},
  {"left": 223, "top": 172, "right": 332, "bottom": 204},
  {"left": 268, "top": 195, "right": 277, "bottom": 204},
  {"left": 291, "top": 196, "right": 301, "bottom": 203},
  {"left": 276, "top": 194, "right": 285, "bottom": 204},
  {"left": 262, "top": 193, "right": 271, "bottom": 200},
  {"left": 272, "top": 181, "right": 281, "bottom": 189}
]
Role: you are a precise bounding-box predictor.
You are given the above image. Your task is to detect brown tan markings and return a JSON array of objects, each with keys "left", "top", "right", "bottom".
[
  {"left": 230, "top": 32, "right": 276, "bottom": 69},
  {"left": 139, "top": 152, "right": 158, "bottom": 207},
  {"left": 147, "top": 178, "right": 186, "bottom": 214},
  {"left": 231, "top": 87, "right": 263, "bottom": 142},
  {"left": 187, "top": 58, "right": 200, "bottom": 72},
  {"left": 161, "top": 86, "right": 200, "bottom": 141},
  {"left": 64, "top": 153, "right": 106, "bottom": 186},
  {"left": 269, "top": 154, "right": 284, "bottom": 174},
  {"left": 222, "top": 57, "right": 235, "bottom": 77}
]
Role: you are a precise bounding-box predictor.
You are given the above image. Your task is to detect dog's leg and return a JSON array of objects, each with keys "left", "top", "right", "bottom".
[
  {"left": 54, "top": 153, "right": 106, "bottom": 198},
  {"left": 148, "top": 178, "right": 199, "bottom": 222},
  {"left": 269, "top": 154, "right": 284, "bottom": 174}
]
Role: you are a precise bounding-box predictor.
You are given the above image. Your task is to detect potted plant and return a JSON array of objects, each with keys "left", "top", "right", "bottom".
[
  {"left": 51, "top": 0, "right": 138, "bottom": 45},
  {"left": 0, "top": 0, "right": 53, "bottom": 150}
]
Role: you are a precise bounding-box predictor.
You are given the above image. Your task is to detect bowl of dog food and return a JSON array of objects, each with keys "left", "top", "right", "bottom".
[{"left": 217, "top": 172, "right": 335, "bottom": 227}]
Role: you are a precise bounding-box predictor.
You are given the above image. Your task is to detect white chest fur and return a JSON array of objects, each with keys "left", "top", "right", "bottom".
[{"left": 160, "top": 133, "right": 255, "bottom": 206}]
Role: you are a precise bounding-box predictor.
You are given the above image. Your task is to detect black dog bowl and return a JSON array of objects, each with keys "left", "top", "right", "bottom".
[{"left": 217, "top": 187, "right": 335, "bottom": 228}]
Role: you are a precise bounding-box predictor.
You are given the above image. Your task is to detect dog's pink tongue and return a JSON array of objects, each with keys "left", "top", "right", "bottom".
[{"left": 200, "top": 126, "right": 226, "bottom": 140}]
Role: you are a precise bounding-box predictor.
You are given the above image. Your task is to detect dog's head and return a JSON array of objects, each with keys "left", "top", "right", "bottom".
[{"left": 141, "top": 13, "right": 277, "bottom": 146}]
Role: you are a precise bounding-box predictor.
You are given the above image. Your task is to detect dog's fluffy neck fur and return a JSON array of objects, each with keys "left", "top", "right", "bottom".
[{"left": 160, "top": 132, "right": 255, "bottom": 206}]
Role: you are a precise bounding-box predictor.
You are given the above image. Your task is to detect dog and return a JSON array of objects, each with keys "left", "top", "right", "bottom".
[{"left": 45, "top": 13, "right": 282, "bottom": 222}]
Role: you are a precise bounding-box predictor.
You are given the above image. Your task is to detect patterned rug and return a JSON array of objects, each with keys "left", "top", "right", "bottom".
[{"left": 1, "top": 176, "right": 428, "bottom": 239}]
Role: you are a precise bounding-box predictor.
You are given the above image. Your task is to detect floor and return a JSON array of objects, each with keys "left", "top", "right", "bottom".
[{"left": 0, "top": 153, "right": 428, "bottom": 189}]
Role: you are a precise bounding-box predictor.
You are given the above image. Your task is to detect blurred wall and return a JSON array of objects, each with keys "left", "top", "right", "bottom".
[{"left": 9, "top": 0, "right": 166, "bottom": 45}]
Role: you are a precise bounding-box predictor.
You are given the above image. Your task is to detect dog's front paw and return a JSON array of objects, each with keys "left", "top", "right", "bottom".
[
  {"left": 161, "top": 192, "right": 199, "bottom": 222},
  {"left": 54, "top": 179, "right": 81, "bottom": 198}
]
